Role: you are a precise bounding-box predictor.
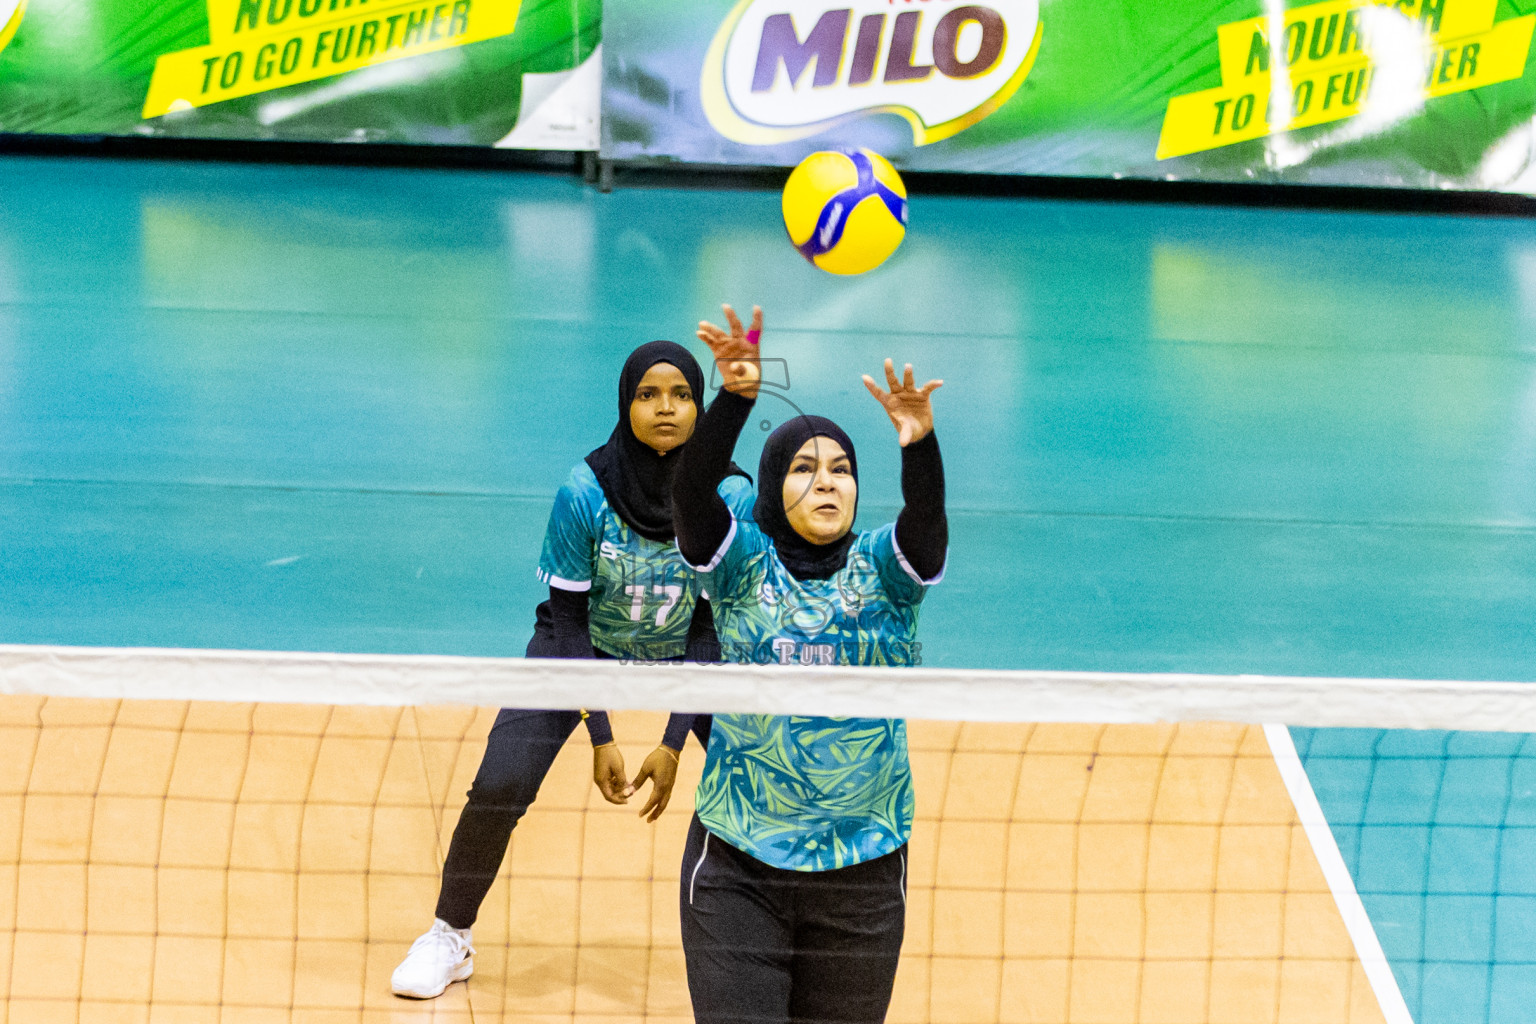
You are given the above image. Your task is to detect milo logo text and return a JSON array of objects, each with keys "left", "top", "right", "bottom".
[
  {"left": 701, "top": 0, "right": 1041, "bottom": 146},
  {"left": 753, "top": 6, "right": 1007, "bottom": 89}
]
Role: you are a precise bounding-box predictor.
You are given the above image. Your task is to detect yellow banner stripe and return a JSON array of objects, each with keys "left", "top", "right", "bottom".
[
  {"left": 206, "top": 0, "right": 426, "bottom": 45},
  {"left": 142, "top": 0, "right": 520, "bottom": 118},
  {"left": 1159, "top": 3, "right": 1534, "bottom": 160}
]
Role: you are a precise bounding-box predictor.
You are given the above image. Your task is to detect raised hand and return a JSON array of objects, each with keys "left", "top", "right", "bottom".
[
  {"left": 696, "top": 303, "right": 763, "bottom": 398},
  {"left": 863, "top": 359, "right": 943, "bottom": 446}
]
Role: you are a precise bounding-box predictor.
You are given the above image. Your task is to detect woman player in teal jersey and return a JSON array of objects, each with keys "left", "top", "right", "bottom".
[
  {"left": 672, "top": 306, "right": 947, "bottom": 1024},
  {"left": 392, "top": 340, "right": 752, "bottom": 1000}
]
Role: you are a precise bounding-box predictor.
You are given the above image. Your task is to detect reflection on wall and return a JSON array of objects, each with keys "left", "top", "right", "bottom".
[{"left": 502, "top": 199, "right": 596, "bottom": 323}]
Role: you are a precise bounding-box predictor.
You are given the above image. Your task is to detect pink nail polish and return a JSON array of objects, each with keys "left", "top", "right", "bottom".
[{"left": 746, "top": 328, "right": 761, "bottom": 346}]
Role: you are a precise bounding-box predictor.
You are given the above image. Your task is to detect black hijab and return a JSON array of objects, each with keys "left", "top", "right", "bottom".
[
  {"left": 753, "top": 414, "right": 859, "bottom": 580},
  {"left": 586, "top": 340, "right": 745, "bottom": 543}
]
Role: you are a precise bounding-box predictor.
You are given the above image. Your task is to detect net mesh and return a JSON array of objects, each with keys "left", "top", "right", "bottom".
[{"left": 0, "top": 687, "right": 1407, "bottom": 1023}]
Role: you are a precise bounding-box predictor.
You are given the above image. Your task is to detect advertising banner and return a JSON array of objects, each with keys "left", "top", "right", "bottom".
[
  {"left": 0, "top": 0, "right": 600, "bottom": 148},
  {"left": 602, "top": 0, "right": 1536, "bottom": 192}
]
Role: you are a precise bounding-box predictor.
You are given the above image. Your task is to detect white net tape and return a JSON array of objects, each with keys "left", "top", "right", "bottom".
[{"left": 1, "top": 643, "right": 1531, "bottom": 732}]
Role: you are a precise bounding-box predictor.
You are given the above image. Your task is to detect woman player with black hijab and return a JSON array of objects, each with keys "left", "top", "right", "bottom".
[
  {"left": 392, "top": 340, "right": 752, "bottom": 999},
  {"left": 672, "top": 305, "right": 946, "bottom": 1024}
]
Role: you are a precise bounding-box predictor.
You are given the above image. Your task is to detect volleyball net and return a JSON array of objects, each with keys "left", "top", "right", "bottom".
[{"left": 3, "top": 644, "right": 1533, "bottom": 1023}]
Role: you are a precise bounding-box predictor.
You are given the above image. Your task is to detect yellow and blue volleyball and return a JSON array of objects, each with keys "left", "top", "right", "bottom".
[{"left": 782, "top": 149, "right": 908, "bottom": 276}]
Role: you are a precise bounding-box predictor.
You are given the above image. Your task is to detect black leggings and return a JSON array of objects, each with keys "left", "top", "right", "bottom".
[
  {"left": 435, "top": 708, "right": 580, "bottom": 929},
  {"left": 680, "top": 815, "right": 907, "bottom": 1024},
  {"left": 435, "top": 707, "right": 710, "bottom": 929}
]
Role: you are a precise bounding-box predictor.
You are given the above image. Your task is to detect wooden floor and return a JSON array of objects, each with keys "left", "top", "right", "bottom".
[{"left": 0, "top": 694, "right": 1386, "bottom": 1023}]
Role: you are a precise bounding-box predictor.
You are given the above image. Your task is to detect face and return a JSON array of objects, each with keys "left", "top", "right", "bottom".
[
  {"left": 629, "top": 362, "right": 697, "bottom": 453},
  {"left": 782, "top": 437, "right": 857, "bottom": 545}
]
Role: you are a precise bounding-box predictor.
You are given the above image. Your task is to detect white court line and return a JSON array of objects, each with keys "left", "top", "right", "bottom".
[
  {"left": 1266, "top": 723, "right": 1415, "bottom": 1024},
  {"left": 0, "top": 644, "right": 1534, "bottom": 734}
]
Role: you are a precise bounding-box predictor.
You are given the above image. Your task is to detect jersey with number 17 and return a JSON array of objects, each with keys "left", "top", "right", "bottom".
[{"left": 536, "top": 462, "right": 756, "bottom": 660}]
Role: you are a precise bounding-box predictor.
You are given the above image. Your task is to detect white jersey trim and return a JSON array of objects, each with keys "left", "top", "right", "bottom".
[
  {"left": 536, "top": 568, "right": 592, "bottom": 593},
  {"left": 891, "top": 531, "right": 946, "bottom": 586},
  {"left": 682, "top": 517, "right": 737, "bottom": 574}
]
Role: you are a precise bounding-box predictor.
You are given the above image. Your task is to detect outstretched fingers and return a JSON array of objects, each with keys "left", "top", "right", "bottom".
[
  {"left": 699, "top": 303, "right": 764, "bottom": 363},
  {"left": 722, "top": 304, "right": 744, "bottom": 338},
  {"left": 872, "top": 360, "right": 943, "bottom": 398}
]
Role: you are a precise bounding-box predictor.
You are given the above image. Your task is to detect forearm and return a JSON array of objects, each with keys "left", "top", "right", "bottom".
[
  {"left": 582, "top": 711, "right": 615, "bottom": 746},
  {"left": 895, "top": 431, "right": 947, "bottom": 580},
  {"left": 661, "top": 713, "right": 696, "bottom": 751},
  {"left": 674, "top": 389, "right": 755, "bottom": 565},
  {"left": 529, "top": 588, "right": 611, "bottom": 745}
]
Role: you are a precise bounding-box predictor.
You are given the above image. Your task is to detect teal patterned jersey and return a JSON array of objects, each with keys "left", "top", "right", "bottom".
[
  {"left": 689, "top": 518, "right": 944, "bottom": 870},
  {"left": 536, "top": 463, "right": 754, "bottom": 659}
]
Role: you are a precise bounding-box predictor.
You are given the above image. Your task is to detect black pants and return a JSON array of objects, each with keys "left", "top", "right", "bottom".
[
  {"left": 435, "top": 707, "right": 711, "bottom": 929},
  {"left": 435, "top": 708, "right": 581, "bottom": 928},
  {"left": 680, "top": 815, "right": 907, "bottom": 1024}
]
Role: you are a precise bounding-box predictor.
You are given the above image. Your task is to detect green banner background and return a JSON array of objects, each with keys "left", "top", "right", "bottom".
[
  {"left": 0, "top": 0, "right": 597, "bottom": 146},
  {"left": 601, "top": 0, "right": 1536, "bottom": 191}
]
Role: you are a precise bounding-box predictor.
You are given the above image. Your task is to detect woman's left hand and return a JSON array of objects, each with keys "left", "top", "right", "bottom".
[
  {"left": 629, "top": 746, "right": 681, "bottom": 823},
  {"left": 863, "top": 359, "right": 943, "bottom": 446}
]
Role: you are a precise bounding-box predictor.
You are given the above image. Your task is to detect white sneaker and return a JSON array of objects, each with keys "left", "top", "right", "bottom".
[{"left": 391, "top": 918, "right": 475, "bottom": 998}]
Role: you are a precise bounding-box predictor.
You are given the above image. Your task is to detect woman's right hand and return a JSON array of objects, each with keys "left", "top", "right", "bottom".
[
  {"left": 697, "top": 304, "right": 762, "bottom": 399},
  {"left": 593, "top": 742, "right": 632, "bottom": 804}
]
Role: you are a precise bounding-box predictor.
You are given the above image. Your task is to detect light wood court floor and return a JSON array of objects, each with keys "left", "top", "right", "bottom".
[{"left": 0, "top": 695, "right": 1388, "bottom": 1024}]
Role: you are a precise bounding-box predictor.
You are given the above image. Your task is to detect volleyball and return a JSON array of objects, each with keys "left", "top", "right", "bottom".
[{"left": 782, "top": 148, "right": 908, "bottom": 276}]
